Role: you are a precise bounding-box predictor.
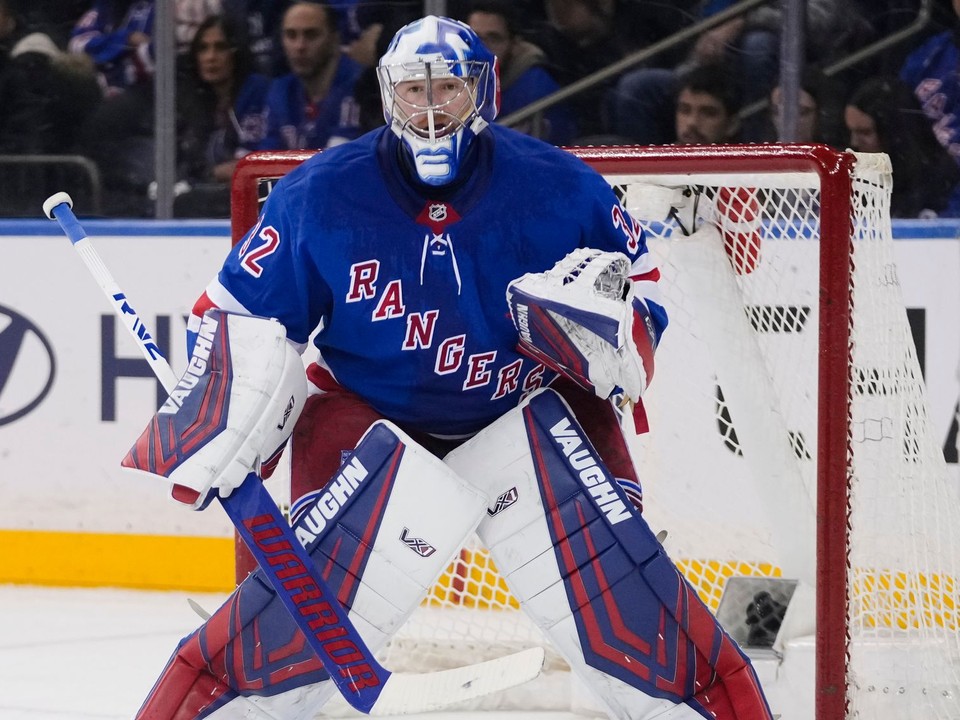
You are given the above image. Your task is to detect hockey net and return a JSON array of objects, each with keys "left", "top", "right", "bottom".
[{"left": 232, "top": 145, "right": 960, "bottom": 719}]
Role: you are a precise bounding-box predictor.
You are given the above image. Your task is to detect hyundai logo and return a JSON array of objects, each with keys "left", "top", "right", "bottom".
[{"left": 0, "top": 304, "right": 56, "bottom": 425}]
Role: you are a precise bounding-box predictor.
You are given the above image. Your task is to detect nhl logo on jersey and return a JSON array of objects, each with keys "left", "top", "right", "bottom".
[
  {"left": 416, "top": 200, "right": 462, "bottom": 234},
  {"left": 428, "top": 203, "right": 448, "bottom": 223}
]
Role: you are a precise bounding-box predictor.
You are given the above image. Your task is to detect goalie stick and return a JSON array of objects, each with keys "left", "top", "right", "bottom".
[{"left": 42, "top": 191, "right": 545, "bottom": 716}]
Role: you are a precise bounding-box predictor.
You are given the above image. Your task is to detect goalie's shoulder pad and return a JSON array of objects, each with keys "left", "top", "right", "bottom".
[{"left": 122, "top": 310, "right": 306, "bottom": 509}]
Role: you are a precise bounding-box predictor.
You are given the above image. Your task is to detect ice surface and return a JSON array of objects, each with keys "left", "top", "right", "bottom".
[{"left": 0, "top": 585, "right": 582, "bottom": 720}]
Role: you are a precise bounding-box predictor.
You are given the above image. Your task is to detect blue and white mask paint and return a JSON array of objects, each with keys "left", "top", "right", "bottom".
[{"left": 377, "top": 16, "right": 499, "bottom": 186}]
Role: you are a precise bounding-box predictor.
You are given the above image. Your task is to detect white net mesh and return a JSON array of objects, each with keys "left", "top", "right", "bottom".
[
  {"left": 242, "top": 146, "right": 960, "bottom": 718},
  {"left": 374, "top": 150, "right": 960, "bottom": 718}
]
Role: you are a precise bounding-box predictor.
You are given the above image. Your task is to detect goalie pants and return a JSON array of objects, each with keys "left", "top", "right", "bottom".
[
  {"left": 236, "top": 368, "right": 643, "bottom": 582},
  {"left": 288, "top": 373, "right": 643, "bottom": 522}
]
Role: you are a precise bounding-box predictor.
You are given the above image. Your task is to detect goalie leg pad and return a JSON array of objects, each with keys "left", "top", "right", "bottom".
[
  {"left": 552, "top": 378, "right": 644, "bottom": 511},
  {"left": 444, "top": 389, "right": 773, "bottom": 720},
  {"left": 136, "top": 420, "right": 489, "bottom": 720}
]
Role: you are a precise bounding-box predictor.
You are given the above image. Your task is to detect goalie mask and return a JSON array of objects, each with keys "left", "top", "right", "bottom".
[{"left": 378, "top": 16, "right": 499, "bottom": 186}]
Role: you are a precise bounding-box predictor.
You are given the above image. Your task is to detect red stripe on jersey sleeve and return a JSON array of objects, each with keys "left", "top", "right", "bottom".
[{"left": 191, "top": 291, "right": 219, "bottom": 319}]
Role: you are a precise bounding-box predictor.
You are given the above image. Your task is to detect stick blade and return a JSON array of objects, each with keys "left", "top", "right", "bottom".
[
  {"left": 186, "top": 598, "right": 211, "bottom": 620},
  {"left": 370, "top": 646, "right": 546, "bottom": 716}
]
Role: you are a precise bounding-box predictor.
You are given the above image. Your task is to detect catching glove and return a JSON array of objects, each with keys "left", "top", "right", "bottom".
[{"left": 506, "top": 248, "right": 657, "bottom": 403}]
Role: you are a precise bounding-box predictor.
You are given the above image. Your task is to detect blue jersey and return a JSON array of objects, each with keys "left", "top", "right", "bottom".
[
  {"left": 198, "top": 125, "right": 660, "bottom": 436},
  {"left": 259, "top": 56, "right": 363, "bottom": 150},
  {"left": 901, "top": 31, "right": 960, "bottom": 164},
  {"left": 69, "top": 1, "right": 154, "bottom": 94}
]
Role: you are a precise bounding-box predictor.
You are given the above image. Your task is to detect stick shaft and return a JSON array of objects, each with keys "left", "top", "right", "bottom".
[
  {"left": 47, "top": 198, "right": 389, "bottom": 714},
  {"left": 49, "top": 203, "right": 180, "bottom": 393},
  {"left": 46, "top": 196, "right": 545, "bottom": 716}
]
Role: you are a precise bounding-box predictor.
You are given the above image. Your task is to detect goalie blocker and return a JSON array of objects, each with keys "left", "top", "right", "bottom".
[
  {"left": 122, "top": 310, "right": 307, "bottom": 509},
  {"left": 445, "top": 389, "right": 774, "bottom": 720}
]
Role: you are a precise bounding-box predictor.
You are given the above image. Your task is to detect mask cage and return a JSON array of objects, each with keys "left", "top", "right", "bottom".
[{"left": 378, "top": 59, "right": 491, "bottom": 142}]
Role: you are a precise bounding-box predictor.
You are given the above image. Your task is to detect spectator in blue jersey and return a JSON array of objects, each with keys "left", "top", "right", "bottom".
[
  {"left": 135, "top": 16, "right": 774, "bottom": 720},
  {"left": 173, "top": 13, "right": 270, "bottom": 216},
  {"left": 68, "top": 0, "right": 153, "bottom": 98},
  {"left": 900, "top": 0, "right": 960, "bottom": 167},
  {"left": 466, "top": 0, "right": 577, "bottom": 145},
  {"left": 844, "top": 75, "right": 960, "bottom": 218},
  {"left": 259, "top": 0, "right": 362, "bottom": 150},
  {"left": 70, "top": 0, "right": 156, "bottom": 215}
]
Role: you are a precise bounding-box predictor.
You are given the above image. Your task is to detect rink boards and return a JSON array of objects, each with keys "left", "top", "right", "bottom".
[{"left": 0, "top": 218, "right": 958, "bottom": 591}]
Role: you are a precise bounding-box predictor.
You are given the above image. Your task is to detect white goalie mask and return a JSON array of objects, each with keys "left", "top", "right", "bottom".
[{"left": 377, "top": 16, "right": 500, "bottom": 186}]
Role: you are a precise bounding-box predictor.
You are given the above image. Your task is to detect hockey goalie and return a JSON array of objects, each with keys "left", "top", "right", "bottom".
[{"left": 125, "top": 14, "right": 772, "bottom": 720}]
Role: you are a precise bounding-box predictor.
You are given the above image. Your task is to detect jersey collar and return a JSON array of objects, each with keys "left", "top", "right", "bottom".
[{"left": 375, "top": 127, "right": 494, "bottom": 224}]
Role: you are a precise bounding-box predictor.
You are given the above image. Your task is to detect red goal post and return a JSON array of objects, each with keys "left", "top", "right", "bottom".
[{"left": 231, "top": 144, "right": 960, "bottom": 720}]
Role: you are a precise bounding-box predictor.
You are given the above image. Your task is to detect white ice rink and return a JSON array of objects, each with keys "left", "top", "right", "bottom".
[
  {"left": 1, "top": 584, "right": 231, "bottom": 719},
  {"left": 0, "top": 584, "right": 581, "bottom": 720}
]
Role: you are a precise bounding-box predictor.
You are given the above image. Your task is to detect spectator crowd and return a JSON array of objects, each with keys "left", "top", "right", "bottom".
[{"left": 0, "top": 0, "right": 959, "bottom": 218}]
